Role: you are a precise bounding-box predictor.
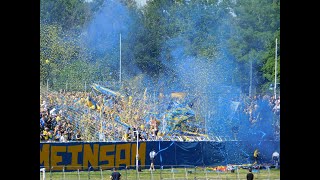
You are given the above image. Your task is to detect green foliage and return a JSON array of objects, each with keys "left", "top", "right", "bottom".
[
  {"left": 40, "top": 0, "right": 109, "bottom": 91},
  {"left": 227, "top": 0, "right": 280, "bottom": 91},
  {"left": 131, "top": 0, "right": 169, "bottom": 75},
  {"left": 260, "top": 29, "right": 280, "bottom": 93},
  {"left": 40, "top": 23, "right": 101, "bottom": 91},
  {"left": 41, "top": 0, "right": 86, "bottom": 30},
  {"left": 40, "top": 0, "right": 280, "bottom": 93},
  {"left": 40, "top": 24, "right": 80, "bottom": 83},
  {"left": 132, "top": 0, "right": 224, "bottom": 76}
]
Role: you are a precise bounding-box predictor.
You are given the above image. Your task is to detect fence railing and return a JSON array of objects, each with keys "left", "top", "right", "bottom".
[
  {"left": 41, "top": 80, "right": 121, "bottom": 93},
  {"left": 39, "top": 135, "right": 238, "bottom": 143},
  {"left": 40, "top": 164, "right": 280, "bottom": 180}
]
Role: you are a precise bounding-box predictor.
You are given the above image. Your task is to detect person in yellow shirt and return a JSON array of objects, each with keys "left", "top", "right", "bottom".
[
  {"left": 56, "top": 115, "right": 61, "bottom": 122},
  {"left": 122, "top": 127, "right": 131, "bottom": 141},
  {"left": 253, "top": 149, "right": 259, "bottom": 165},
  {"left": 42, "top": 127, "right": 49, "bottom": 141},
  {"left": 122, "top": 133, "right": 128, "bottom": 142}
]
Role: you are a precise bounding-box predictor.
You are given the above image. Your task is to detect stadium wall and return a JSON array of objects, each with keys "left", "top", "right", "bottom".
[{"left": 40, "top": 141, "right": 280, "bottom": 170}]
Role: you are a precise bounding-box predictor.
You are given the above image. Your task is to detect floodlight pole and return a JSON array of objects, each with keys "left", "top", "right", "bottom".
[
  {"left": 47, "top": 79, "right": 49, "bottom": 92},
  {"left": 133, "top": 130, "right": 139, "bottom": 173},
  {"left": 204, "top": 113, "right": 207, "bottom": 135},
  {"left": 119, "top": 33, "right": 122, "bottom": 85},
  {"left": 274, "top": 38, "right": 278, "bottom": 99},
  {"left": 249, "top": 60, "right": 253, "bottom": 97}
]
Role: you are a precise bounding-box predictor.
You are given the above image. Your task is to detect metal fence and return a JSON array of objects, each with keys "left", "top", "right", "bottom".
[
  {"left": 40, "top": 165, "right": 280, "bottom": 180},
  {"left": 40, "top": 80, "right": 120, "bottom": 93}
]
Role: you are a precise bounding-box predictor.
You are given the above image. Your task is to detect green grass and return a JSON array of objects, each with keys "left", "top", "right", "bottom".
[{"left": 41, "top": 167, "right": 280, "bottom": 180}]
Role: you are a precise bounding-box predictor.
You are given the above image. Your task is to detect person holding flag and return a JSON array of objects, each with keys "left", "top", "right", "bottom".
[{"left": 253, "top": 149, "right": 260, "bottom": 165}]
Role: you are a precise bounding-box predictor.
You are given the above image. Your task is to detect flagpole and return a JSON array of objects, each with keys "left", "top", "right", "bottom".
[
  {"left": 274, "top": 38, "right": 278, "bottom": 99},
  {"left": 249, "top": 60, "right": 252, "bottom": 97},
  {"left": 119, "top": 33, "right": 122, "bottom": 85},
  {"left": 100, "top": 105, "right": 103, "bottom": 134}
]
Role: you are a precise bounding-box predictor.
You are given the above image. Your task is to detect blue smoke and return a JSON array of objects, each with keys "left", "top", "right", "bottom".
[
  {"left": 153, "top": 1, "right": 279, "bottom": 153},
  {"left": 81, "top": 0, "right": 141, "bottom": 79},
  {"left": 75, "top": 0, "right": 279, "bottom": 160},
  {"left": 79, "top": 0, "right": 278, "bottom": 142}
]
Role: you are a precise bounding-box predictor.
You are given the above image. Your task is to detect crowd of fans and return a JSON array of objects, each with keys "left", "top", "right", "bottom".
[
  {"left": 40, "top": 90, "right": 164, "bottom": 142},
  {"left": 40, "top": 87, "right": 280, "bottom": 142},
  {"left": 242, "top": 94, "right": 280, "bottom": 123},
  {"left": 40, "top": 95, "right": 82, "bottom": 142},
  {"left": 239, "top": 94, "right": 280, "bottom": 140}
]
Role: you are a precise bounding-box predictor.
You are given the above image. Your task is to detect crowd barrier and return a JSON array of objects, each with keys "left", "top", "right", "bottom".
[
  {"left": 41, "top": 140, "right": 280, "bottom": 170},
  {"left": 40, "top": 164, "right": 280, "bottom": 180}
]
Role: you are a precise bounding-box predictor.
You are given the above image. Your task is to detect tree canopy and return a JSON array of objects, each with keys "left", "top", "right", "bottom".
[{"left": 40, "top": 0, "right": 280, "bottom": 94}]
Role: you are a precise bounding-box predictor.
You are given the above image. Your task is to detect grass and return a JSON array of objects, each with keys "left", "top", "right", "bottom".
[{"left": 40, "top": 167, "right": 280, "bottom": 180}]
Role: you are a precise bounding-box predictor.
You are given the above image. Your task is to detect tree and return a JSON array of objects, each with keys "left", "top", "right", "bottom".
[
  {"left": 261, "top": 29, "right": 280, "bottom": 93},
  {"left": 41, "top": 0, "right": 96, "bottom": 30},
  {"left": 40, "top": 23, "right": 94, "bottom": 90},
  {"left": 227, "top": 0, "right": 280, "bottom": 93}
]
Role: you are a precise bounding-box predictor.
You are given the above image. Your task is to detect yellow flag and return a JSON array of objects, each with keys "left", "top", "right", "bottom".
[
  {"left": 171, "top": 92, "right": 186, "bottom": 99},
  {"left": 128, "top": 96, "right": 133, "bottom": 106}
]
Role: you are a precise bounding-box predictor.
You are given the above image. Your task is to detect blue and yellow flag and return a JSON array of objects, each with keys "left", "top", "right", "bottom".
[
  {"left": 86, "top": 96, "right": 96, "bottom": 110},
  {"left": 91, "top": 83, "right": 123, "bottom": 97}
]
